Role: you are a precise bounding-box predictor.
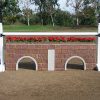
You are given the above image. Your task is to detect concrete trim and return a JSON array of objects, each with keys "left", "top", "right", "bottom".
[
  {"left": 16, "top": 56, "right": 38, "bottom": 71},
  {"left": 6, "top": 43, "right": 96, "bottom": 46},
  {"left": 65, "top": 56, "right": 86, "bottom": 70}
]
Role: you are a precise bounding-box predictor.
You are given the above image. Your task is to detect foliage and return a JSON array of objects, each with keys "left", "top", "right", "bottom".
[
  {"left": 66, "top": 0, "right": 97, "bottom": 26},
  {"left": 66, "top": 0, "right": 84, "bottom": 26},
  {"left": 2, "top": 0, "right": 98, "bottom": 27},
  {"left": 20, "top": 0, "right": 33, "bottom": 26},
  {"left": 80, "top": 6, "right": 96, "bottom": 25},
  {"left": 2, "top": 0, "right": 20, "bottom": 24},
  {"left": 54, "top": 10, "right": 73, "bottom": 27},
  {"left": 33, "top": 0, "right": 59, "bottom": 26}
]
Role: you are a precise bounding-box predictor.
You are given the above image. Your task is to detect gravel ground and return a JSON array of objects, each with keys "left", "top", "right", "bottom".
[{"left": 0, "top": 69, "right": 100, "bottom": 100}]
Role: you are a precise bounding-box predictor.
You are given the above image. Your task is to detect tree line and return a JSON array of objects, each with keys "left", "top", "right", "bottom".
[{"left": 2, "top": 0, "right": 100, "bottom": 27}]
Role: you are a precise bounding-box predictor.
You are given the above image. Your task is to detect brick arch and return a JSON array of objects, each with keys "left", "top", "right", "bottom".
[
  {"left": 16, "top": 56, "right": 38, "bottom": 71},
  {"left": 65, "top": 56, "right": 86, "bottom": 70}
]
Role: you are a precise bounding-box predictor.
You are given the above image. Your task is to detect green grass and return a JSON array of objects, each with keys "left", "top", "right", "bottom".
[{"left": 3, "top": 25, "right": 97, "bottom": 32}]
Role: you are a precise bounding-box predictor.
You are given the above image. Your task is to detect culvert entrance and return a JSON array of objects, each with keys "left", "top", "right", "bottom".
[
  {"left": 16, "top": 56, "right": 38, "bottom": 70},
  {"left": 65, "top": 56, "right": 86, "bottom": 70}
]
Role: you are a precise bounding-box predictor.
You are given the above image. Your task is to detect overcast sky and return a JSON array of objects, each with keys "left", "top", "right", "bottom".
[
  {"left": 59, "top": 0, "right": 66, "bottom": 10},
  {"left": 58, "top": 0, "right": 74, "bottom": 13},
  {"left": 20, "top": 0, "right": 74, "bottom": 13}
]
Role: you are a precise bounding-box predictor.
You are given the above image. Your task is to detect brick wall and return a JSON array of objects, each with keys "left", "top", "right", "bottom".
[{"left": 5, "top": 43, "right": 97, "bottom": 71}]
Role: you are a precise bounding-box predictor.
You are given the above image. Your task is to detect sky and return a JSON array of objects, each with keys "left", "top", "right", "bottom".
[
  {"left": 19, "top": 0, "right": 74, "bottom": 13},
  {"left": 59, "top": 0, "right": 67, "bottom": 11},
  {"left": 58, "top": 0, "right": 74, "bottom": 13}
]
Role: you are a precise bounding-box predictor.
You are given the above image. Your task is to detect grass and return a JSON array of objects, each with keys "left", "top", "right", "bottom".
[{"left": 3, "top": 25, "right": 97, "bottom": 32}]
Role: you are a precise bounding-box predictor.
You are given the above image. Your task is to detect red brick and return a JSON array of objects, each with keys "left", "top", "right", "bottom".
[{"left": 5, "top": 42, "right": 96, "bottom": 71}]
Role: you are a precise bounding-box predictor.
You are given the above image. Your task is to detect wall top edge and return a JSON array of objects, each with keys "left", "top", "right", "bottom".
[{"left": 6, "top": 43, "right": 96, "bottom": 45}]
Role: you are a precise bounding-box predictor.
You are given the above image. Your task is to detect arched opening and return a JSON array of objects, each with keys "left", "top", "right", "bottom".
[
  {"left": 16, "top": 56, "right": 38, "bottom": 71},
  {"left": 65, "top": 56, "right": 86, "bottom": 70}
]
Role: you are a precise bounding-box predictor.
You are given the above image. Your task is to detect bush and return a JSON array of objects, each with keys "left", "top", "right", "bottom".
[{"left": 54, "top": 10, "right": 73, "bottom": 27}]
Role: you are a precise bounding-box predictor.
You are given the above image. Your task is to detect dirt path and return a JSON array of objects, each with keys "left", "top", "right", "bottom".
[{"left": 0, "top": 70, "right": 100, "bottom": 100}]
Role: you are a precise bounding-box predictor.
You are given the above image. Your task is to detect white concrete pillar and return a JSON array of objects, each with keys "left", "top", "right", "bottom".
[
  {"left": 0, "top": 23, "right": 5, "bottom": 72},
  {"left": 48, "top": 49, "right": 55, "bottom": 71},
  {"left": 97, "top": 23, "right": 100, "bottom": 71}
]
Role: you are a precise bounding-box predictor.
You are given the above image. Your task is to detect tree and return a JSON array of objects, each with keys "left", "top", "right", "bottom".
[
  {"left": 3, "top": 0, "right": 20, "bottom": 24},
  {"left": 33, "top": 0, "right": 59, "bottom": 26},
  {"left": 81, "top": 0, "right": 97, "bottom": 25},
  {"left": 80, "top": 6, "right": 96, "bottom": 25},
  {"left": 96, "top": 0, "right": 100, "bottom": 23},
  {"left": 66, "top": 0, "right": 84, "bottom": 26},
  {"left": 19, "top": 0, "right": 33, "bottom": 26},
  {"left": 45, "top": 0, "right": 59, "bottom": 27},
  {"left": 33, "top": 0, "right": 44, "bottom": 25},
  {"left": 0, "top": 0, "right": 5, "bottom": 22},
  {"left": 22, "top": 8, "right": 33, "bottom": 26},
  {"left": 54, "top": 9, "right": 73, "bottom": 27}
]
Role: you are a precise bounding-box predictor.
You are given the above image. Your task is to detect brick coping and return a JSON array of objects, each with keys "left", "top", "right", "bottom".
[{"left": 6, "top": 43, "right": 96, "bottom": 45}]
